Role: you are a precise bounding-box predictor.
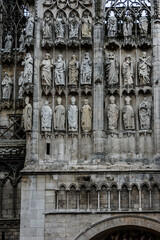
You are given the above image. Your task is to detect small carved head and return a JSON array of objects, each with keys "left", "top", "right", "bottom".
[
  {"left": 85, "top": 52, "right": 90, "bottom": 59},
  {"left": 45, "top": 100, "right": 49, "bottom": 105},
  {"left": 57, "top": 97, "right": 62, "bottom": 105},
  {"left": 58, "top": 54, "right": 63, "bottom": 60},
  {"left": 45, "top": 53, "right": 50, "bottom": 59},
  {"left": 25, "top": 96, "right": 30, "bottom": 105},
  {"left": 110, "top": 95, "right": 115, "bottom": 104},
  {"left": 142, "top": 52, "right": 147, "bottom": 58},
  {"left": 71, "top": 96, "right": 76, "bottom": 104},
  {"left": 125, "top": 55, "right": 131, "bottom": 63},
  {"left": 125, "top": 96, "right": 131, "bottom": 105},
  {"left": 84, "top": 99, "right": 88, "bottom": 105}
]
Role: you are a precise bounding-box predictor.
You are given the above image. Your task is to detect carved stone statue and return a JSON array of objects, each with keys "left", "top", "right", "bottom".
[
  {"left": 105, "top": 53, "right": 118, "bottom": 85},
  {"left": 41, "top": 53, "right": 53, "bottom": 86},
  {"left": 25, "top": 15, "right": 34, "bottom": 44},
  {"left": 42, "top": 12, "right": 53, "bottom": 47},
  {"left": 4, "top": 32, "right": 13, "bottom": 53},
  {"left": 2, "top": 72, "right": 12, "bottom": 100},
  {"left": 22, "top": 53, "right": 33, "bottom": 84},
  {"left": 69, "top": 12, "right": 79, "bottom": 39},
  {"left": 123, "top": 96, "right": 135, "bottom": 130},
  {"left": 68, "top": 96, "right": 78, "bottom": 131},
  {"left": 123, "top": 14, "right": 133, "bottom": 37},
  {"left": 107, "top": 16, "right": 117, "bottom": 37},
  {"left": 81, "top": 52, "right": 92, "bottom": 85},
  {"left": 23, "top": 96, "right": 32, "bottom": 131},
  {"left": 139, "top": 16, "right": 148, "bottom": 36},
  {"left": 18, "top": 71, "right": 24, "bottom": 99},
  {"left": 69, "top": 55, "right": 79, "bottom": 85},
  {"left": 82, "top": 13, "right": 92, "bottom": 38},
  {"left": 41, "top": 101, "right": 52, "bottom": 132},
  {"left": 55, "top": 13, "right": 65, "bottom": 40},
  {"left": 139, "top": 52, "right": 151, "bottom": 85},
  {"left": 139, "top": 97, "right": 151, "bottom": 130},
  {"left": 54, "top": 97, "right": 65, "bottom": 131},
  {"left": 19, "top": 29, "right": 25, "bottom": 52},
  {"left": 81, "top": 99, "right": 92, "bottom": 131},
  {"left": 54, "top": 54, "right": 66, "bottom": 85},
  {"left": 108, "top": 95, "right": 119, "bottom": 130},
  {"left": 122, "top": 55, "right": 134, "bottom": 85}
]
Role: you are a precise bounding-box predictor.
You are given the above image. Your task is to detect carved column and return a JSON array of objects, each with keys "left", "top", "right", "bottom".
[
  {"left": 153, "top": 2, "right": 160, "bottom": 155},
  {"left": 129, "top": 188, "right": 132, "bottom": 211},
  {"left": 77, "top": 191, "right": 80, "bottom": 211},
  {"left": 87, "top": 190, "right": 90, "bottom": 211},
  {"left": 107, "top": 188, "right": 111, "bottom": 211},
  {"left": 118, "top": 189, "right": 121, "bottom": 211},
  {"left": 97, "top": 190, "right": 100, "bottom": 211},
  {"left": 139, "top": 188, "right": 142, "bottom": 211},
  {"left": 93, "top": 0, "right": 105, "bottom": 157}
]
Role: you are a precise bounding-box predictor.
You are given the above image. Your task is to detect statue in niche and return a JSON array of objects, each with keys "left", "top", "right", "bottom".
[
  {"left": 69, "top": 12, "right": 79, "bottom": 39},
  {"left": 122, "top": 55, "right": 134, "bottom": 85},
  {"left": 25, "top": 15, "right": 34, "bottom": 44},
  {"left": 82, "top": 12, "right": 92, "bottom": 38},
  {"left": 107, "top": 95, "right": 119, "bottom": 131},
  {"left": 54, "top": 54, "right": 66, "bottom": 85},
  {"left": 81, "top": 99, "right": 92, "bottom": 131},
  {"left": 22, "top": 53, "right": 33, "bottom": 84},
  {"left": 54, "top": 97, "right": 65, "bottom": 131},
  {"left": 3, "top": 32, "right": 13, "bottom": 53},
  {"left": 22, "top": 96, "right": 32, "bottom": 131},
  {"left": 55, "top": 13, "right": 65, "bottom": 40},
  {"left": 123, "top": 96, "right": 135, "bottom": 130},
  {"left": 18, "top": 71, "right": 24, "bottom": 99},
  {"left": 105, "top": 53, "right": 118, "bottom": 85},
  {"left": 139, "top": 16, "right": 148, "bottom": 36},
  {"left": 41, "top": 53, "right": 53, "bottom": 86},
  {"left": 41, "top": 101, "right": 52, "bottom": 132},
  {"left": 69, "top": 55, "right": 79, "bottom": 85},
  {"left": 123, "top": 14, "right": 133, "bottom": 37},
  {"left": 19, "top": 29, "right": 25, "bottom": 52},
  {"left": 107, "top": 15, "right": 117, "bottom": 37},
  {"left": 68, "top": 96, "right": 78, "bottom": 131},
  {"left": 81, "top": 52, "right": 92, "bottom": 85},
  {"left": 42, "top": 12, "right": 53, "bottom": 47},
  {"left": 138, "top": 52, "right": 151, "bottom": 85},
  {"left": 2, "top": 72, "right": 12, "bottom": 100},
  {"left": 139, "top": 97, "right": 151, "bottom": 130}
]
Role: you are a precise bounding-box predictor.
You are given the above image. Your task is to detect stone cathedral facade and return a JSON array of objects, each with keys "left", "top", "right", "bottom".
[{"left": 0, "top": 0, "right": 160, "bottom": 239}]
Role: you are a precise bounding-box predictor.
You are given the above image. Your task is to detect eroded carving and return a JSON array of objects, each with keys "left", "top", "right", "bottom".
[
  {"left": 107, "top": 15, "right": 117, "bottom": 38},
  {"left": 18, "top": 71, "right": 24, "bottom": 99},
  {"left": 41, "top": 101, "right": 52, "bottom": 132},
  {"left": 139, "top": 16, "right": 148, "bottom": 36},
  {"left": 82, "top": 12, "right": 92, "bottom": 39},
  {"left": 81, "top": 52, "right": 92, "bottom": 85},
  {"left": 22, "top": 53, "right": 33, "bottom": 84},
  {"left": 68, "top": 96, "right": 78, "bottom": 131},
  {"left": 55, "top": 12, "right": 65, "bottom": 44},
  {"left": 81, "top": 99, "right": 92, "bottom": 131},
  {"left": 123, "top": 14, "right": 133, "bottom": 37},
  {"left": 105, "top": 53, "right": 118, "bottom": 86},
  {"left": 107, "top": 95, "right": 119, "bottom": 131},
  {"left": 3, "top": 32, "right": 13, "bottom": 53},
  {"left": 41, "top": 53, "right": 53, "bottom": 86},
  {"left": 42, "top": 11, "right": 53, "bottom": 47},
  {"left": 54, "top": 97, "right": 65, "bottom": 131},
  {"left": 54, "top": 54, "right": 66, "bottom": 86},
  {"left": 139, "top": 97, "right": 151, "bottom": 130},
  {"left": 123, "top": 96, "right": 135, "bottom": 130},
  {"left": 25, "top": 15, "right": 34, "bottom": 46},
  {"left": 22, "top": 96, "right": 32, "bottom": 131},
  {"left": 139, "top": 52, "right": 151, "bottom": 85},
  {"left": 122, "top": 55, "right": 134, "bottom": 86},
  {"left": 2, "top": 72, "right": 12, "bottom": 100},
  {"left": 69, "top": 55, "right": 79, "bottom": 85}
]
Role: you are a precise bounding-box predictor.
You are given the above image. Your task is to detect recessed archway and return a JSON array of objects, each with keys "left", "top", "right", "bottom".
[{"left": 75, "top": 215, "right": 160, "bottom": 240}]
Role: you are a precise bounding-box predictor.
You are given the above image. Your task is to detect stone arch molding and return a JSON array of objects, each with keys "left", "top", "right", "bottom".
[{"left": 74, "top": 215, "right": 160, "bottom": 240}]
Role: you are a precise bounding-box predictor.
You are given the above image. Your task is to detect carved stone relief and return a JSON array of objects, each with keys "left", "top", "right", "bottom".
[
  {"left": 55, "top": 12, "right": 65, "bottom": 44},
  {"left": 69, "top": 12, "right": 79, "bottom": 40},
  {"left": 54, "top": 97, "right": 65, "bottom": 131},
  {"left": 123, "top": 14, "right": 133, "bottom": 37},
  {"left": 122, "top": 55, "right": 134, "bottom": 86},
  {"left": 138, "top": 52, "right": 151, "bottom": 85},
  {"left": 81, "top": 99, "right": 92, "bottom": 131},
  {"left": 2, "top": 72, "right": 12, "bottom": 100},
  {"left": 139, "top": 16, "right": 148, "bottom": 36},
  {"left": 3, "top": 32, "right": 13, "bottom": 53},
  {"left": 105, "top": 53, "right": 119, "bottom": 85},
  {"left": 82, "top": 12, "right": 92, "bottom": 39},
  {"left": 69, "top": 55, "right": 79, "bottom": 85},
  {"left": 41, "top": 53, "right": 53, "bottom": 86},
  {"left": 68, "top": 96, "right": 78, "bottom": 131},
  {"left": 139, "top": 97, "right": 151, "bottom": 130},
  {"left": 123, "top": 96, "right": 135, "bottom": 130},
  {"left": 54, "top": 54, "right": 66, "bottom": 86},
  {"left": 41, "top": 101, "right": 52, "bottom": 132},
  {"left": 25, "top": 15, "right": 34, "bottom": 46},
  {"left": 22, "top": 96, "right": 32, "bottom": 132},
  {"left": 81, "top": 52, "right": 92, "bottom": 85},
  {"left": 22, "top": 53, "right": 33, "bottom": 84},
  {"left": 18, "top": 72, "right": 24, "bottom": 99},
  {"left": 107, "top": 15, "right": 117, "bottom": 38},
  {"left": 42, "top": 11, "right": 53, "bottom": 47},
  {"left": 107, "top": 96, "right": 119, "bottom": 131}
]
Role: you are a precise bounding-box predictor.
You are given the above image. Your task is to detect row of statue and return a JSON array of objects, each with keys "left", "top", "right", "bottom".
[
  {"left": 108, "top": 96, "right": 151, "bottom": 131},
  {"left": 23, "top": 96, "right": 92, "bottom": 132},
  {"left": 107, "top": 13, "right": 149, "bottom": 38},
  {"left": 42, "top": 11, "right": 92, "bottom": 46},
  {"left": 106, "top": 52, "right": 151, "bottom": 86}
]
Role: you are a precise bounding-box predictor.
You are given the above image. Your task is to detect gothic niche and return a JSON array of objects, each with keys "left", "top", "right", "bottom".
[
  {"left": 68, "top": 11, "right": 79, "bottom": 46},
  {"left": 22, "top": 53, "right": 34, "bottom": 94},
  {"left": 105, "top": 52, "right": 119, "bottom": 86},
  {"left": 25, "top": 14, "right": 34, "bottom": 47},
  {"left": 81, "top": 52, "right": 92, "bottom": 85},
  {"left": 42, "top": 11, "right": 53, "bottom": 48},
  {"left": 138, "top": 52, "right": 151, "bottom": 85},
  {"left": 41, "top": 101, "right": 52, "bottom": 132},
  {"left": 1, "top": 72, "right": 13, "bottom": 109},
  {"left": 68, "top": 96, "right": 78, "bottom": 132},
  {"left": 122, "top": 96, "right": 135, "bottom": 130},
  {"left": 81, "top": 10, "right": 92, "bottom": 45},
  {"left": 54, "top": 96, "right": 65, "bottom": 131},
  {"left": 41, "top": 53, "right": 53, "bottom": 95},
  {"left": 139, "top": 97, "right": 152, "bottom": 130},
  {"left": 55, "top": 11, "right": 66, "bottom": 45},
  {"left": 68, "top": 55, "right": 79, "bottom": 86}
]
